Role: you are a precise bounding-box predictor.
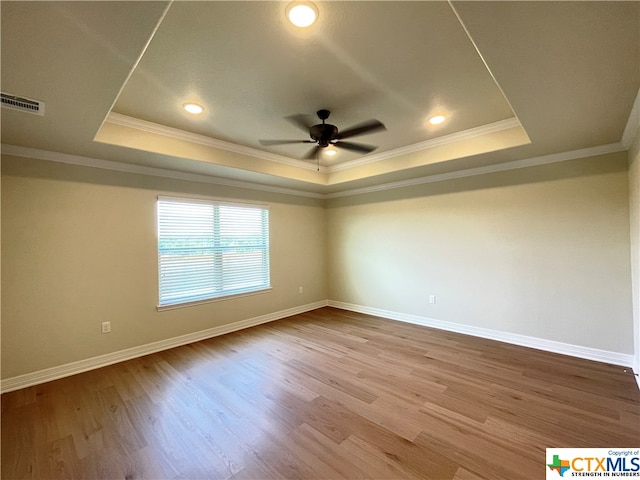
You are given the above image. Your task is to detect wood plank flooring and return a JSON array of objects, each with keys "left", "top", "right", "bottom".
[{"left": 2, "top": 307, "right": 639, "bottom": 479}]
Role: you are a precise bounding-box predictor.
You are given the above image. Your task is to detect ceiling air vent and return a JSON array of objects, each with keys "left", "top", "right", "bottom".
[{"left": 1, "top": 92, "right": 45, "bottom": 116}]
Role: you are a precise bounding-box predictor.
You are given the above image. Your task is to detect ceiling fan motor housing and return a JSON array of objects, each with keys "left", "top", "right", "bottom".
[{"left": 310, "top": 123, "right": 339, "bottom": 147}]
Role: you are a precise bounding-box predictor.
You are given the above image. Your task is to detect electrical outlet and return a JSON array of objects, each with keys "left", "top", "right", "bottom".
[
  {"left": 101, "top": 321, "right": 111, "bottom": 334},
  {"left": 298, "top": 286, "right": 304, "bottom": 294},
  {"left": 429, "top": 295, "right": 436, "bottom": 304}
]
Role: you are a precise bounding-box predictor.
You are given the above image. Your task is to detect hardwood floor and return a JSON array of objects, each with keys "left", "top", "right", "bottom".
[{"left": 2, "top": 307, "right": 639, "bottom": 479}]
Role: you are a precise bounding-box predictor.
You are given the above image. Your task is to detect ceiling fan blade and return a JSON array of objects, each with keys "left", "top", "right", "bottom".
[
  {"left": 335, "top": 141, "right": 377, "bottom": 154},
  {"left": 259, "top": 139, "right": 312, "bottom": 146},
  {"left": 285, "top": 114, "right": 315, "bottom": 133},
  {"left": 338, "top": 119, "right": 386, "bottom": 139},
  {"left": 303, "top": 145, "right": 323, "bottom": 160}
]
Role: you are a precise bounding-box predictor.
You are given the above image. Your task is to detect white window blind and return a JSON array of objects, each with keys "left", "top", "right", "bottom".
[{"left": 157, "top": 197, "right": 270, "bottom": 307}]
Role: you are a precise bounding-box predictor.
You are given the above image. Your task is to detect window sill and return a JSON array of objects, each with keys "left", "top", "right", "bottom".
[{"left": 157, "top": 287, "right": 272, "bottom": 312}]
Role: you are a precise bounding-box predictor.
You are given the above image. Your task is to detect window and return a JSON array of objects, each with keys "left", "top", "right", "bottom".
[{"left": 157, "top": 197, "right": 270, "bottom": 308}]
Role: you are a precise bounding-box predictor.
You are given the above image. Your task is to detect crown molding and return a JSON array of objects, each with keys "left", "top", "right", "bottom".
[
  {"left": 106, "top": 113, "right": 522, "bottom": 176},
  {"left": 0, "top": 144, "right": 325, "bottom": 199},
  {"left": 105, "top": 112, "right": 327, "bottom": 173},
  {"left": 622, "top": 87, "right": 640, "bottom": 148},
  {"left": 326, "top": 142, "right": 627, "bottom": 199},
  {"left": 328, "top": 117, "right": 522, "bottom": 172},
  {"left": 2, "top": 141, "right": 627, "bottom": 201}
]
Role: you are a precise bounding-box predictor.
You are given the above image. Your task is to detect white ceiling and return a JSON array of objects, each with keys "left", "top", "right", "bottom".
[{"left": 2, "top": 1, "right": 639, "bottom": 195}]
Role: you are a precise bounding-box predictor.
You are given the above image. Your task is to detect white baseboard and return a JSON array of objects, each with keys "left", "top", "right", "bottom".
[
  {"left": 328, "top": 301, "right": 635, "bottom": 368},
  {"left": 2, "top": 300, "right": 635, "bottom": 393},
  {"left": 0, "top": 300, "right": 328, "bottom": 394}
]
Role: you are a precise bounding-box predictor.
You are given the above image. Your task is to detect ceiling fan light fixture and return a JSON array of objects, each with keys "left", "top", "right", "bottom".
[
  {"left": 286, "top": 1, "right": 318, "bottom": 28},
  {"left": 428, "top": 114, "right": 446, "bottom": 126},
  {"left": 183, "top": 102, "right": 204, "bottom": 115},
  {"left": 325, "top": 147, "right": 337, "bottom": 157},
  {"left": 259, "top": 109, "right": 385, "bottom": 162}
]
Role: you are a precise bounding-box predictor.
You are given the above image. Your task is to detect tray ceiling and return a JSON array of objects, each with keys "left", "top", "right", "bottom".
[{"left": 2, "top": 1, "right": 638, "bottom": 194}]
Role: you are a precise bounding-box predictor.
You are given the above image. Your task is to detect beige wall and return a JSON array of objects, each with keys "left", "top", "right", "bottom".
[
  {"left": 2, "top": 148, "right": 637, "bottom": 382},
  {"left": 1, "top": 155, "right": 327, "bottom": 379},
  {"left": 327, "top": 152, "right": 633, "bottom": 354},
  {"left": 629, "top": 128, "right": 640, "bottom": 375}
]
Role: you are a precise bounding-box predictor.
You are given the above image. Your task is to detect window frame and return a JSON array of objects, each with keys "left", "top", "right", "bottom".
[{"left": 156, "top": 195, "right": 271, "bottom": 310}]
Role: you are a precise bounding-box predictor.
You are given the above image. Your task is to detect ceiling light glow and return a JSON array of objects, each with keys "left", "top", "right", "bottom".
[
  {"left": 428, "top": 114, "right": 446, "bottom": 125},
  {"left": 183, "top": 103, "right": 204, "bottom": 114},
  {"left": 325, "top": 147, "right": 337, "bottom": 156},
  {"left": 286, "top": 2, "right": 318, "bottom": 28}
]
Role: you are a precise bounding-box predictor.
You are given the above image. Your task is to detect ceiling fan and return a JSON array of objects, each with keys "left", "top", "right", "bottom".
[{"left": 259, "top": 109, "right": 386, "bottom": 162}]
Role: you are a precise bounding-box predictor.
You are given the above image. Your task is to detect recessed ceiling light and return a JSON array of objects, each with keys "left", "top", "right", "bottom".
[
  {"left": 428, "top": 114, "right": 446, "bottom": 126},
  {"left": 286, "top": 2, "right": 318, "bottom": 28},
  {"left": 183, "top": 102, "right": 204, "bottom": 115}
]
